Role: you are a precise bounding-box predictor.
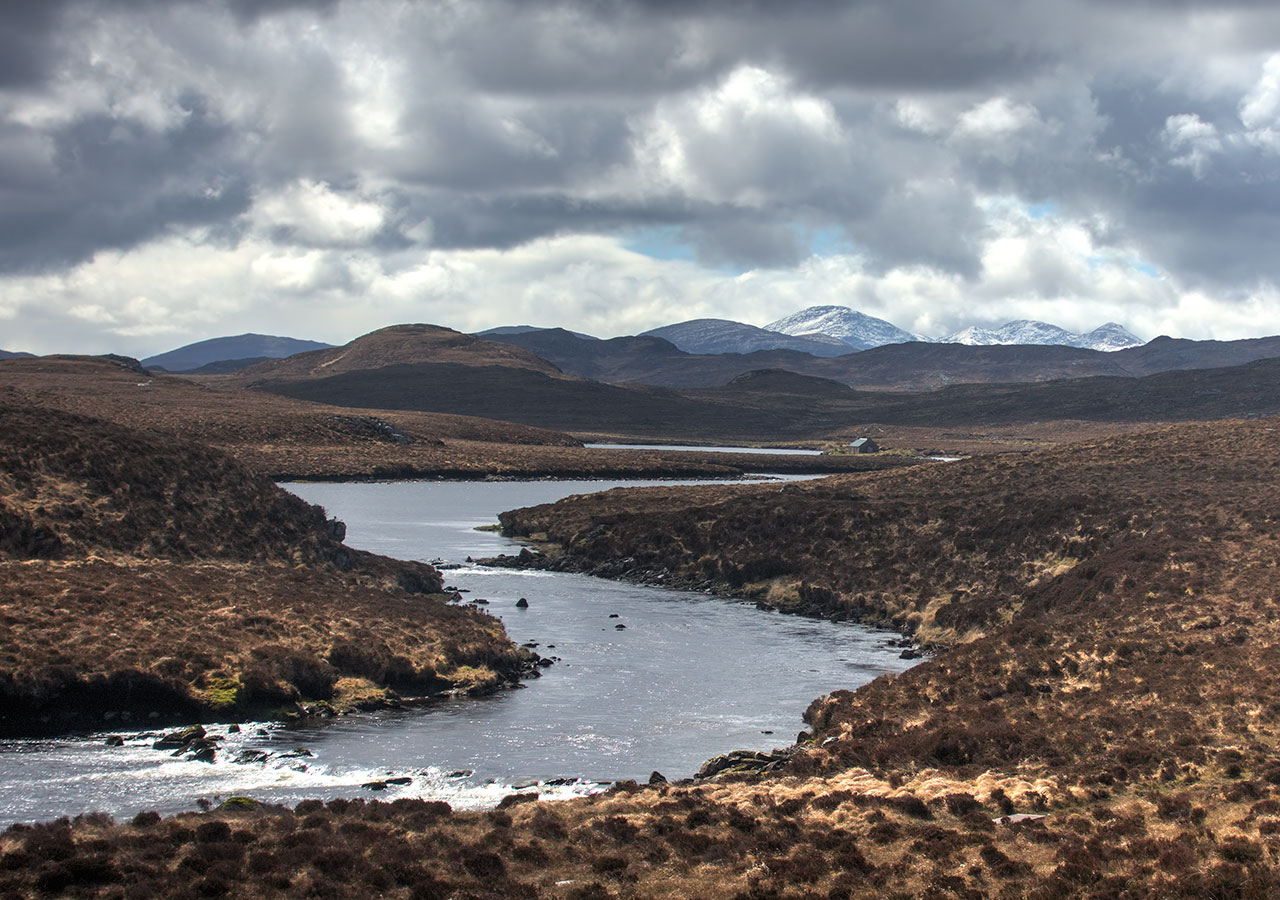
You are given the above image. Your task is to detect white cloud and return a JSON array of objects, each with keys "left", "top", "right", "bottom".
[
  {"left": 7, "top": 205, "right": 1278, "bottom": 359},
  {"left": 1163, "top": 113, "right": 1222, "bottom": 176},
  {"left": 954, "top": 97, "right": 1042, "bottom": 140},
  {"left": 1239, "top": 53, "right": 1280, "bottom": 152},
  {"left": 634, "top": 65, "right": 848, "bottom": 207},
  {"left": 6, "top": 1, "right": 1280, "bottom": 356},
  {"left": 252, "top": 180, "right": 386, "bottom": 246}
]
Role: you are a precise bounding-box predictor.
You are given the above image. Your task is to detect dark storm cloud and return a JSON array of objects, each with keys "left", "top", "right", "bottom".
[
  {"left": 4, "top": 0, "right": 1280, "bottom": 296},
  {"left": 0, "top": 2, "right": 69, "bottom": 87},
  {"left": 412, "top": 192, "right": 706, "bottom": 252},
  {"left": 437, "top": 0, "right": 1061, "bottom": 97},
  {"left": 0, "top": 94, "right": 252, "bottom": 273},
  {"left": 224, "top": 0, "right": 339, "bottom": 21},
  {"left": 389, "top": 98, "right": 636, "bottom": 191}
]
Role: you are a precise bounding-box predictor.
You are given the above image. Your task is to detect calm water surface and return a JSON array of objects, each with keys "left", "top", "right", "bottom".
[
  {"left": 0, "top": 477, "right": 915, "bottom": 824},
  {"left": 583, "top": 443, "right": 821, "bottom": 455}
]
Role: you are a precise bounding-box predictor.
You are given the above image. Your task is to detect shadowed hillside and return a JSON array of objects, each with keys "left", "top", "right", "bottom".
[
  {"left": 0, "top": 406, "right": 530, "bottom": 734},
  {"left": 488, "top": 327, "right": 1280, "bottom": 390}
]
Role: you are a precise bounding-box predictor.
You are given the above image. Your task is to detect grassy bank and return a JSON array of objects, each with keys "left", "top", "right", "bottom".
[{"left": 0, "top": 404, "right": 530, "bottom": 735}]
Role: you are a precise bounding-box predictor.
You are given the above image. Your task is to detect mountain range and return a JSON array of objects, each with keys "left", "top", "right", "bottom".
[
  {"left": 223, "top": 324, "right": 1280, "bottom": 439},
  {"left": 766, "top": 305, "right": 1143, "bottom": 352},
  {"left": 939, "top": 320, "right": 1141, "bottom": 351},
  {"left": 128, "top": 307, "right": 1144, "bottom": 378},
  {"left": 0, "top": 350, "right": 33, "bottom": 360}
]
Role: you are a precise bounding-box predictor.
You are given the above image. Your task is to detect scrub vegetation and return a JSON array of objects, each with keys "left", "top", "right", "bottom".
[{"left": 0, "top": 404, "right": 528, "bottom": 734}]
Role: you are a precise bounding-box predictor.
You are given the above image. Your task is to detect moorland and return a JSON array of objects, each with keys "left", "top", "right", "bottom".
[
  {"left": 0, "top": 404, "right": 539, "bottom": 735},
  {"left": 6, "top": 322, "right": 1280, "bottom": 897},
  {"left": 0, "top": 354, "right": 912, "bottom": 480}
]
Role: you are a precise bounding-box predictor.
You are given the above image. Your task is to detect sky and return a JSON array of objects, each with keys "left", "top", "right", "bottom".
[{"left": 4, "top": 0, "right": 1280, "bottom": 356}]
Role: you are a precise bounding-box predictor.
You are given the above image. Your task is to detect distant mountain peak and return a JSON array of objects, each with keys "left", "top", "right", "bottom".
[
  {"left": 765, "top": 306, "right": 920, "bottom": 350},
  {"left": 477, "top": 325, "right": 599, "bottom": 341},
  {"left": 641, "top": 318, "right": 856, "bottom": 357},
  {"left": 940, "top": 320, "right": 1142, "bottom": 352},
  {"left": 141, "top": 333, "right": 334, "bottom": 372}
]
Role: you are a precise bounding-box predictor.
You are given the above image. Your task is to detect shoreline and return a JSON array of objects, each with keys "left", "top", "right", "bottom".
[
  {"left": 479, "top": 548, "right": 926, "bottom": 653},
  {"left": 261, "top": 452, "right": 925, "bottom": 483}
]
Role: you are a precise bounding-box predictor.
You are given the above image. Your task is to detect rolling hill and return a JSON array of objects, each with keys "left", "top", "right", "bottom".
[
  {"left": 141, "top": 333, "right": 333, "bottom": 372},
  {"left": 237, "top": 322, "right": 1280, "bottom": 439},
  {"left": 235, "top": 323, "right": 562, "bottom": 380}
]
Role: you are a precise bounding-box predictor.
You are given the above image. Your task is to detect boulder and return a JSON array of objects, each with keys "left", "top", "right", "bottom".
[
  {"left": 153, "top": 724, "right": 206, "bottom": 750},
  {"left": 697, "top": 749, "right": 792, "bottom": 780}
]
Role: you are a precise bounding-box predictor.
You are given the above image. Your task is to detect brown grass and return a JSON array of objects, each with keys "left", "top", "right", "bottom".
[
  {"left": 0, "top": 403, "right": 527, "bottom": 733},
  {"left": 0, "top": 356, "right": 923, "bottom": 480},
  {"left": 11, "top": 381, "right": 1280, "bottom": 895}
]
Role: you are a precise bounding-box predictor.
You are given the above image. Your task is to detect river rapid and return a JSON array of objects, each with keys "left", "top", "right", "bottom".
[{"left": 0, "top": 476, "right": 917, "bottom": 825}]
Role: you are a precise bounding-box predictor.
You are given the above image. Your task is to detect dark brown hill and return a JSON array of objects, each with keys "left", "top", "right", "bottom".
[
  {"left": 858, "top": 354, "right": 1280, "bottom": 425},
  {"left": 249, "top": 346, "right": 1280, "bottom": 442},
  {"left": 0, "top": 405, "right": 350, "bottom": 565},
  {"left": 236, "top": 323, "right": 561, "bottom": 380},
  {"left": 251, "top": 361, "right": 802, "bottom": 437},
  {"left": 1115, "top": 332, "right": 1280, "bottom": 374},
  {"left": 0, "top": 355, "right": 607, "bottom": 479},
  {"left": 829, "top": 340, "right": 1129, "bottom": 389},
  {"left": 721, "top": 368, "right": 858, "bottom": 397}
]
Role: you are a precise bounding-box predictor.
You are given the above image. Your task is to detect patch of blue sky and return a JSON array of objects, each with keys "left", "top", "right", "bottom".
[
  {"left": 804, "top": 224, "right": 853, "bottom": 257},
  {"left": 1087, "top": 254, "right": 1162, "bottom": 277},
  {"left": 621, "top": 225, "right": 696, "bottom": 262},
  {"left": 1025, "top": 201, "right": 1059, "bottom": 219}
]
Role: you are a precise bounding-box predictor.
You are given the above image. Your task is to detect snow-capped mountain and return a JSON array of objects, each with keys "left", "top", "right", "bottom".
[
  {"left": 941, "top": 320, "right": 1143, "bottom": 352},
  {"left": 765, "top": 306, "right": 920, "bottom": 350},
  {"left": 641, "top": 319, "right": 855, "bottom": 357},
  {"left": 1079, "top": 323, "right": 1145, "bottom": 351}
]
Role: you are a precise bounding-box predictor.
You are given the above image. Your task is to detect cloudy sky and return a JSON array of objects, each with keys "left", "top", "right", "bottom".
[{"left": 4, "top": 0, "right": 1280, "bottom": 355}]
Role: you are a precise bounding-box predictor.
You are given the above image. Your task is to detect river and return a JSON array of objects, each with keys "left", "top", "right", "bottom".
[{"left": 0, "top": 476, "right": 916, "bottom": 825}]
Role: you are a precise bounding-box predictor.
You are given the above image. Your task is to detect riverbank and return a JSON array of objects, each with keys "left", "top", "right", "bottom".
[
  {"left": 0, "top": 405, "right": 533, "bottom": 738},
  {"left": 6, "top": 418, "right": 1280, "bottom": 896}
]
